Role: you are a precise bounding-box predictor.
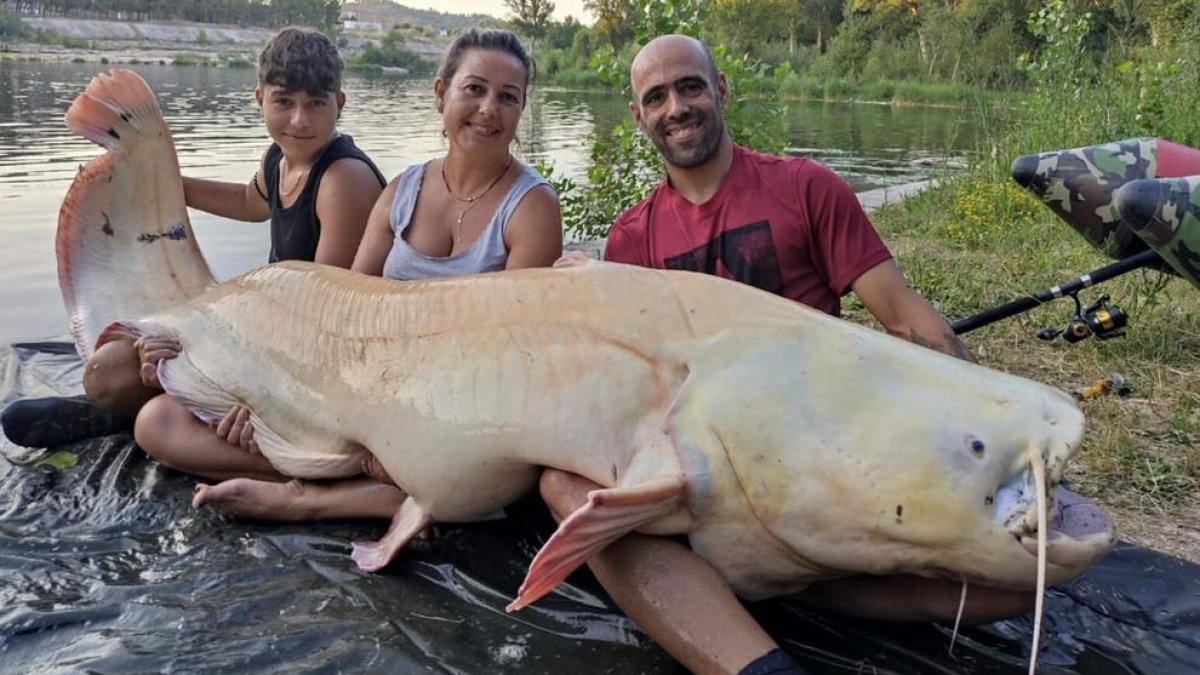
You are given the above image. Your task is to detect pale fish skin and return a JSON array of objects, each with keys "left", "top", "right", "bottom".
[
  {"left": 59, "top": 69, "right": 1114, "bottom": 613},
  {"left": 113, "top": 260, "right": 1111, "bottom": 608}
]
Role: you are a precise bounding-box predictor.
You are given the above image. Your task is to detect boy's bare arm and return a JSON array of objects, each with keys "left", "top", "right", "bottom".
[
  {"left": 182, "top": 169, "right": 271, "bottom": 223},
  {"left": 313, "top": 159, "right": 384, "bottom": 268}
]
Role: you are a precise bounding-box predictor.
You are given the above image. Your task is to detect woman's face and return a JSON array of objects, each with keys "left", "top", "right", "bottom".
[{"left": 435, "top": 48, "right": 527, "bottom": 154}]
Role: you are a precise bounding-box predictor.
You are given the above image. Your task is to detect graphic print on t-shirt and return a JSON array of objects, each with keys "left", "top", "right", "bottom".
[{"left": 662, "top": 220, "right": 784, "bottom": 295}]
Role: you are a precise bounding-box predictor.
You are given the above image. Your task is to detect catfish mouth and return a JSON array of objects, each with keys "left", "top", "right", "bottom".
[{"left": 993, "top": 470, "right": 1114, "bottom": 568}]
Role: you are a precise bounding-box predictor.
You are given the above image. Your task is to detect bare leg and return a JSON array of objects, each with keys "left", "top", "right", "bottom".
[
  {"left": 795, "top": 574, "right": 1034, "bottom": 624},
  {"left": 539, "top": 469, "right": 777, "bottom": 675},
  {"left": 137, "top": 394, "right": 407, "bottom": 522},
  {"left": 193, "top": 476, "right": 407, "bottom": 521},
  {"left": 134, "top": 394, "right": 281, "bottom": 482}
]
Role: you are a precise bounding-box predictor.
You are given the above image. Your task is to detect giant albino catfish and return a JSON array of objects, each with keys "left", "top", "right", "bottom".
[{"left": 59, "top": 71, "right": 1113, "bottom": 667}]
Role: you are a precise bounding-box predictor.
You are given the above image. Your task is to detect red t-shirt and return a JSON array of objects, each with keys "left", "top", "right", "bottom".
[{"left": 604, "top": 145, "right": 892, "bottom": 316}]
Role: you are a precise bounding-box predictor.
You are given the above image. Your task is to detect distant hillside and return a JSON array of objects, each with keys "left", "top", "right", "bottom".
[{"left": 343, "top": 0, "right": 503, "bottom": 34}]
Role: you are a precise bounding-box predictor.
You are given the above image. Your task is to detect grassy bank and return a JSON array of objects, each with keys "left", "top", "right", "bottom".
[{"left": 863, "top": 174, "right": 1200, "bottom": 562}]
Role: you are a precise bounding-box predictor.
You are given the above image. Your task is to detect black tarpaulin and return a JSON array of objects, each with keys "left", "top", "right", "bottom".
[{"left": 2, "top": 342, "right": 1198, "bottom": 674}]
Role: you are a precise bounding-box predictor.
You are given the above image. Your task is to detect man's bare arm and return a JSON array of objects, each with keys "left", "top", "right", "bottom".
[{"left": 850, "top": 260, "right": 974, "bottom": 362}]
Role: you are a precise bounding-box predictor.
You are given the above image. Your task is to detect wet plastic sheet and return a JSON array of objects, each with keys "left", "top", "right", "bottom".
[{"left": 2, "top": 342, "right": 1199, "bottom": 674}]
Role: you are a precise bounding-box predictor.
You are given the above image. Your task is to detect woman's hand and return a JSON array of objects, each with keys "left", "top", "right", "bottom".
[
  {"left": 134, "top": 336, "right": 181, "bottom": 388},
  {"left": 214, "top": 406, "right": 259, "bottom": 454}
]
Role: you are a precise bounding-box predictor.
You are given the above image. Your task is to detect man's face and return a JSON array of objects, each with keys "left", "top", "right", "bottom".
[{"left": 630, "top": 41, "right": 728, "bottom": 169}]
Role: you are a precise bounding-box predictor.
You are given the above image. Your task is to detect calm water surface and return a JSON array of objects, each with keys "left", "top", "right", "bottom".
[{"left": 0, "top": 61, "right": 981, "bottom": 343}]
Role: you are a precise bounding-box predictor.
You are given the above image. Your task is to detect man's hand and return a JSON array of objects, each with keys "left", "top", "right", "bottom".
[
  {"left": 134, "top": 336, "right": 181, "bottom": 388},
  {"left": 214, "top": 406, "right": 259, "bottom": 454}
]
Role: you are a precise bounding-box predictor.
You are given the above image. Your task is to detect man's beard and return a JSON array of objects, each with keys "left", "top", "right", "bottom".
[{"left": 651, "top": 111, "right": 724, "bottom": 169}]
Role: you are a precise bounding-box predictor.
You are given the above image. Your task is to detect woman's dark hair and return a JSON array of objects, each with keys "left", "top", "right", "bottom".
[
  {"left": 438, "top": 28, "right": 534, "bottom": 106},
  {"left": 258, "top": 27, "right": 343, "bottom": 96}
]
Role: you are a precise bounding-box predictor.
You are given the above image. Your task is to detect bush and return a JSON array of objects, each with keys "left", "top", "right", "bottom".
[
  {"left": 355, "top": 30, "right": 435, "bottom": 75},
  {"left": 857, "top": 80, "right": 895, "bottom": 102},
  {"left": 861, "top": 37, "right": 921, "bottom": 83},
  {"left": 940, "top": 174, "right": 1044, "bottom": 249},
  {"left": 0, "top": 8, "right": 27, "bottom": 39}
]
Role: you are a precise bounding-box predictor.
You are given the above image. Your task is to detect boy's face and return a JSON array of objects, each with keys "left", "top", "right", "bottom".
[{"left": 255, "top": 83, "right": 345, "bottom": 161}]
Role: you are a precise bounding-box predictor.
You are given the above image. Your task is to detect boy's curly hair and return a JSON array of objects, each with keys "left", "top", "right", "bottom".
[{"left": 258, "top": 27, "right": 342, "bottom": 96}]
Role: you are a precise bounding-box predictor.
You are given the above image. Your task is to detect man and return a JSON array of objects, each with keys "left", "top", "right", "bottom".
[{"left": 540, "top": 35, "right": 1031, "bottom": 675}]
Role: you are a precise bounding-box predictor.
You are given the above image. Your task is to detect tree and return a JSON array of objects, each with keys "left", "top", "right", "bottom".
[
  {"left": 584, "top": 0, "right": 636, "bottom": 46},
  {"left": 504, "top": 0, "right": 555, "bottom": 52},
  {"left": 544, "top": 15, "right": 583, "bottom": 50}
]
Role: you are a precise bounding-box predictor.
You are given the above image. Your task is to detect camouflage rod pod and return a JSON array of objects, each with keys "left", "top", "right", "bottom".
[
  {"left": 1116, "top": 176, "right": 1200, "bottom": 289},
  {"left": 1011, "top": 138, "right": 1200, "bottom": 261}
]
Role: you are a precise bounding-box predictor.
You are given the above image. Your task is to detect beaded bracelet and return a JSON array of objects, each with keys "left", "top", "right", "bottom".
[{"left": 251, "top": 170, "right": 268, "bottom": 201}]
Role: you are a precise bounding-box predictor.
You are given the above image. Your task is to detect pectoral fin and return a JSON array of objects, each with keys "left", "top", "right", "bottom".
[
  {"left": 351, "top": 498, "right": 430, "bottom": 572},
  {"left": 506, "top": 474, "right": 686, "bottom": 612}
]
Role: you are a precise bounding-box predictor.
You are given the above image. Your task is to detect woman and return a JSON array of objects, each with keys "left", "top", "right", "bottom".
[
  {"left": 191, "top": 28, "right": 563, "bottom": 520},
  {"left": 353, "top": 28, "right": 562, "bottom": 278}
]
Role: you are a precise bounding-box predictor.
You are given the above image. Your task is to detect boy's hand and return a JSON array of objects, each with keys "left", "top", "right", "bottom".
[
  {"left": 134, "top": 336, "right": 181, "bottom": 388},
  {"left": 214, "top": 406, "right": 259, "bottom": 454}
]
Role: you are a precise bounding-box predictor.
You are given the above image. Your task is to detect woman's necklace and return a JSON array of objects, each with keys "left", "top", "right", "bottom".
[
  {"left": 278, "top": 157, "right": 311, "bottom": 198},
  {"left": 441, "top": 155, "right": 513, "bottom": 243}
]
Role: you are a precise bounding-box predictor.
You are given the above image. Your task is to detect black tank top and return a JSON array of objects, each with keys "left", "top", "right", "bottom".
[{"left": 263, "top": 134, "right": 386, "bottom": 263}]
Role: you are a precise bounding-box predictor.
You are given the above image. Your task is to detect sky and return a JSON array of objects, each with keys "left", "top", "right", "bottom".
[{"left": 402, "top": 1, "right": 591, "bottom": 24}]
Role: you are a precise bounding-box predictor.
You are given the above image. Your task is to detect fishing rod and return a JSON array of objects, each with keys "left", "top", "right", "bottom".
[{"left": 950, "top": 248, "right": 1162, "bottom": 340}]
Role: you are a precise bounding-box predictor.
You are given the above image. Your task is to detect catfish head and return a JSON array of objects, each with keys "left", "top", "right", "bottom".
[{"left": 683, "top": 323, "right": 1114, "bottom": 598}]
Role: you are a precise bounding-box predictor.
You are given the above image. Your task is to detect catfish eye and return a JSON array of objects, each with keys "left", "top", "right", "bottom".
[{"left": 967, "top": 436, "right": 986, "bottom": 456}]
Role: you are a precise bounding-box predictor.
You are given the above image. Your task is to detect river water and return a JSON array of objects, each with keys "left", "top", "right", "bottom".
[{"left": 0, "top": 60, "right": 980, "bottom": 343}]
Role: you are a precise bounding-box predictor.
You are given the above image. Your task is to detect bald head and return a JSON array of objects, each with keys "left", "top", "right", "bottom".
[
  {"left": 628, "top": 34, "right": 728, "bottom": 171},
  {"left": 631, "top": 35, "right": 719, "bottom": 105}
]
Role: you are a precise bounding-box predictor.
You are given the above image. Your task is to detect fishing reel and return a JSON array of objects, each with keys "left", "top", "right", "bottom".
[{"left": 1036, "top": 293, "right": 1128, "bottom": 343}]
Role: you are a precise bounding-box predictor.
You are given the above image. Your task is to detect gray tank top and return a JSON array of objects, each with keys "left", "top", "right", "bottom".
[{"left": 381, "top": 162, "right": 550, "bottom": 281}]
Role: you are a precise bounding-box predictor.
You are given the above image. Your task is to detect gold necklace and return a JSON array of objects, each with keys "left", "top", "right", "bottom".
[
  {"left": 278, "top": 157, "right": 311, "bottom": 198},
  {"left": 441, "top": 156, "right": 512, "bottom": 242}
]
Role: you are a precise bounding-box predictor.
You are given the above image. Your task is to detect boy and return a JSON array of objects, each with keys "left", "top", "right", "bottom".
[{"left": 3, "top": 28, "right": 385, "bottom": 450}]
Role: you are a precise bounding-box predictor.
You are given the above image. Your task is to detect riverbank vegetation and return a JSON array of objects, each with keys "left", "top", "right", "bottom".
[{"left": 863, "top": 3, "right": 1200, "bottom": 559}]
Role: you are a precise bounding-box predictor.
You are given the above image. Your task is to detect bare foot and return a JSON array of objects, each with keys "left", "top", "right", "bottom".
[
  {"left": 193, "top": 476, "right": 407, "bottom": 521},
  {"left": 192, "top": 478, "right": 317, "bottom": 521}
]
